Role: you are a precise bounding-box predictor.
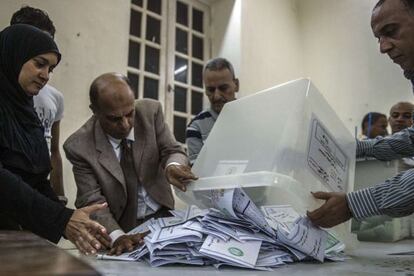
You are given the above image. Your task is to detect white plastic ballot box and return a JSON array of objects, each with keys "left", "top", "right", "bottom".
[{"left": 176, "top": 78, "right": 357, "bottom": 245}]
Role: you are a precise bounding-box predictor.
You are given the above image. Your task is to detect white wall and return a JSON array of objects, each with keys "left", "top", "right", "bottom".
[
  {"left": 210, "top": 0, "right": 305, "bottom": 97},
  {"left": 210, "top": 0, "right": 241, "bottom": 78},
  {"left": 240, "top": 0, "right": 304, "bottom": 96},
  {"left": 213, "top": 0, "right": 413, "bottom": 134},
  {"left": 299, "top": 0, "right": 413, "bottom": 133},
  {"left": 0, "top": 0, "right": 130, "bottom": 208}
]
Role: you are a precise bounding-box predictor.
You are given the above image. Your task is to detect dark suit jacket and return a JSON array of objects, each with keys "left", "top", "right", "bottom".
[{"left": 63, "top": 99, "right": 188, "bottom": 233}]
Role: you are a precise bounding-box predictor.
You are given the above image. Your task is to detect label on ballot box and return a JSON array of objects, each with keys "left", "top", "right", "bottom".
[{"left": 307, "top": 114, "right": 349, "bottom": 192}]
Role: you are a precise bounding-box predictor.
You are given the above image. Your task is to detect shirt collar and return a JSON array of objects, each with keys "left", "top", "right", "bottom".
[{"left": 107, "top": 127, "right": 135, "bottom": 149}]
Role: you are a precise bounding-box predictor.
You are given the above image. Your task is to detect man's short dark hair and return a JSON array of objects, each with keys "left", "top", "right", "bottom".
[
  {"left": 10, "top": 6, "right": 56, "bottom": 37},
  {"left": 204, "top": 57, "right": 236, "bottom": 79},
  {"left": 374, "top": 0, "right": 414, "bottom": 13},
  {"left": 361, "top": 112, "right": 387, "bottom": 130},
  {"left": 89, "top": 73, "right": 132, "bottom": 111}
]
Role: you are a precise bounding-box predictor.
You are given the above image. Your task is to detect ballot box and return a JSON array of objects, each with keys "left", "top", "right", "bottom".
[
  {"left": 176, "top": 78, "right": 357, "bottom": 246},
  {"left": 352, "top": 158, "right": 414, "bottom": 242}
]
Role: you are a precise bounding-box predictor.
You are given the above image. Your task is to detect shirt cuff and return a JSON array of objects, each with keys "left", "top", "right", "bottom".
[
  {"left": 346, "top": 188, "right": 382, "bottom": 220},
  {"left": 356, "top": 139, "right": 376, "bottom": 158},
  {"left": 109, "top": 229, "right": 125, "bottom": 246}
]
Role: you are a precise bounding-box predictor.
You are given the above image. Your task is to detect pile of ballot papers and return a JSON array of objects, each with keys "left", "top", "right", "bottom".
[{"left": 98, "top": 188, "right": 346, "bottom": 270}]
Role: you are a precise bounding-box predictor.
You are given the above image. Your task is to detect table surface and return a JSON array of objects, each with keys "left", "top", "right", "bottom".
[
  {"left": 61, "top": 239, "right": 414, "bottom": 276},
  {"left": 3, "top": 230, "right": 414, "bottom": 276},
  {"left": 0, "top": 231, "right": 100, "bottom": 276}
]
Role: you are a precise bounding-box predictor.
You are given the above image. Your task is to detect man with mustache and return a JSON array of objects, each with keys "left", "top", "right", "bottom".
[
  {"left": 186, "top": 58, "right": 239, "bottom": 164},
  {"left": 308, "top": 0, "right": 414, "bottom": 228}
]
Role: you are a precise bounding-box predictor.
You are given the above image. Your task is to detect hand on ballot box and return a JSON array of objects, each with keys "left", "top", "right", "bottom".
[
  {"left": 64, "top": 202, "right": 111, "bottom": 255},
  {"left": 307, "top": 191, "right": 352, "bottom": 228},
  {"left": 109, "top": 232, "right": 149, "bottom": 256},
  {"left": 165, "top": 164, "right": 198, "bottom": 192}
]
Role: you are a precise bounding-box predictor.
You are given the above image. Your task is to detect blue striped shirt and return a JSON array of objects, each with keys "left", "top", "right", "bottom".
[
  {"left": 347, "top": 128, "right": 414, "bottom": 219},
  {"left": 185, "top": 109, "right": 218, "bottom": 164}
]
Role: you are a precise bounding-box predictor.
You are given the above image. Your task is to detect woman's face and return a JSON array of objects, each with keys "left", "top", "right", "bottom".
[
  {"left": 18, "top": 52, "right": 58, "bottom": 96},
  {"left": 369, "top": 116, "right": 389, "bottom": 138}
]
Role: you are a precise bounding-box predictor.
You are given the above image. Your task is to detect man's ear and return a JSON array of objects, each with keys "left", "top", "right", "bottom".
[{"left": 234, "top": 78, "right": 240, "bottom": 93}]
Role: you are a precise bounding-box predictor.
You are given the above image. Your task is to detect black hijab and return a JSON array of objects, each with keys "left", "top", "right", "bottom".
[{"left": 0, "top": 24, "right": 61, "bottom": 174}]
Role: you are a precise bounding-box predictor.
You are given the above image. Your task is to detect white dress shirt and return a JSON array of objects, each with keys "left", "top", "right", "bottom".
[{"left": 107, "top": 128, "right": 163, "bottom": 243}]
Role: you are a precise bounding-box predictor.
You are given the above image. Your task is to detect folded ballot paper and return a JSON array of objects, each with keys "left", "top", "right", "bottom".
[{"left": 97, "top": 189, "right": 346, "bottom": 270}]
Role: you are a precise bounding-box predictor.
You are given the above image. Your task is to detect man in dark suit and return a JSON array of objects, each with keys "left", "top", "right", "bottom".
[{"left": 64, "top": 72, "right": 196, "bottom": 255}]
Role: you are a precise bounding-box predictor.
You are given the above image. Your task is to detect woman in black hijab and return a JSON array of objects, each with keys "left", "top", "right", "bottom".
[
  {"left": 0, "top": 23, "right": 61, "bottom": 203},
  {"left": 0, "top": 24, "right": 110, "bottom": 254}
]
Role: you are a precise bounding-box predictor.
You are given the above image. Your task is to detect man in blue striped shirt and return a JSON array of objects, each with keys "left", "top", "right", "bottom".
[
  {"left": 308, "top": 0, "right": 414, "bottom": 228},
  {"left": 186, "top": 58, "right": 239, "bottom": 164}
]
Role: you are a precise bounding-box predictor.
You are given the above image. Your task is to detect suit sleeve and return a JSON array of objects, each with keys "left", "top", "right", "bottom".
[
  {"left": 63, "top": 145, "right": 122, "bottom": 234},
  {"left": 0, "top": 164, "right": 73, "bottom": 243},
  {"left": 153, "top": 102, "right": 189, "bottom": 167}
]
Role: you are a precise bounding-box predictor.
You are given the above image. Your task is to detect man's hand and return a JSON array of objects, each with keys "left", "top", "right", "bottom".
[
  {"left": 307, "top": 191, "right": 352, "bottom": 228},
  {"left": 109, "top": 232, "right": 149, "bottom": 256},
  {"left": 165, "top": 164, "right": 197, "bottom": 192},
  {"left": 64, "top": 202, "right": 111, "bottom": 255},
  {"left": 94, "top": 231, "right": 112, "bottom": 250}
]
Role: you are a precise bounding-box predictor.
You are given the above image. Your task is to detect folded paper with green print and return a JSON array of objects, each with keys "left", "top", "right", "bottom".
[{"left": 199, "top": 235, "right": 261, "bottom": 268}]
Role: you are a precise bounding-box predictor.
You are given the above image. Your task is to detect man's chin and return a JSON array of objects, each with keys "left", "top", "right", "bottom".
[
  {"left": 400, "top": 60, "right": 414, "bottom": 72},
  {"left": 211, "top": 105, "right": 223, "bottom": 114},
  {"left": 393, "top": 127, "right": 404, "bottom": 133},
  {"left": 212, "top": 109, "right": 221, "bottom": 114},
  {"left": 112, "top": 132, "right": 130, "bottom": 140},
  {"left": 404, "top": 69, "right": 414, "bottom": 80}
]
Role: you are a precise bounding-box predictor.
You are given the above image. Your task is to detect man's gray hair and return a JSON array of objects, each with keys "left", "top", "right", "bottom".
[{"left": 204, "top": 57, "right": 236, "bottom": 79}]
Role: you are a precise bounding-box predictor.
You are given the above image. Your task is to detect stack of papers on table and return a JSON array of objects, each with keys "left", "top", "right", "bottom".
[{"left": 97, "top": 187, "right": 346, "bottom": 270}]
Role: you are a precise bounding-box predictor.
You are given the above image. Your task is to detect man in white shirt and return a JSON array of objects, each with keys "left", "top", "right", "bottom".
[{"left": 34, "top": 84, "right": 66, "bottom": 202}]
